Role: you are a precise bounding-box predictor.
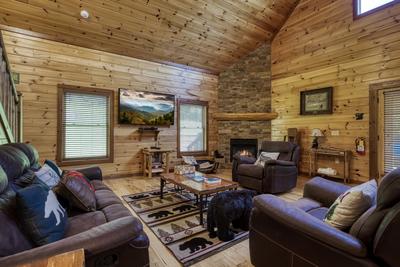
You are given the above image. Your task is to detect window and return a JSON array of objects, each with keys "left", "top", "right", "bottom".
[
  {"left": 380, "top": 89, "right": 400, "bottom": 174},
  {"left": 354, "top": 0, "right": 398, "bottom": 18},
  {"left": 177, "top": 99, "right": 208, "bottom": 157},
  {"left": 57, "top": 85, "right": 114, "bottom": 165}
]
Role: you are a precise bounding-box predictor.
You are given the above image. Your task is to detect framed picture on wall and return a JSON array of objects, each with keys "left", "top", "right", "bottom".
[{"left": 300, "top": 87, "right": 333, "bottom": 115}]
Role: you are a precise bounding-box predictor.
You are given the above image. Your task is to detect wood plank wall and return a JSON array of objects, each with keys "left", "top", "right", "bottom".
[
  {"left": 2, "top": 31, "right": 218, "bottom": 177},
  {"left": 271, "top": 0, "right": 400, "bottom": 182}
]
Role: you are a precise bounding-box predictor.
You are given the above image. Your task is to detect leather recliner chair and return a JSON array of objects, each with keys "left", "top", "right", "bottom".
[
  {"left": 249, "top": 168, "right": 400, "bottom": 267},
  {"left": 232, "top": 141, "right": 300, "bottom": 193},
  {"left": 0, "top": 143, "right": 149, "bottom": 267}
]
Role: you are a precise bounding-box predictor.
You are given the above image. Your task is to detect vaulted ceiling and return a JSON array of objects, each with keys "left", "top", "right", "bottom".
[{"left": 0, "top": 0, "right": 298, "bottom": 73}]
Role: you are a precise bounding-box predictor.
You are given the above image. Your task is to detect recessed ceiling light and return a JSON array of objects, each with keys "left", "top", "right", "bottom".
[{"left": 80, "top": 10, "right": 90, "bottom": 19}]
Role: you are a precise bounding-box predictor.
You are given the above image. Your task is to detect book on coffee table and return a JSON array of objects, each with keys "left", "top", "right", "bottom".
[{"left": 204, "top": 177, "right": 221, "bottom": 184}]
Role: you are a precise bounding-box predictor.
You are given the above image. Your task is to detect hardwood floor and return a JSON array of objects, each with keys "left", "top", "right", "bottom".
[{"left": 103, "top": 170, "right": 308, "bottom": 267}]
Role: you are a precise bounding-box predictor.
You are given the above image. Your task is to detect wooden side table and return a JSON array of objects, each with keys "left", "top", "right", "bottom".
[
  {"left": 17, "top": 249, "right": 84, "bottom": 267},
  {"left": 309, "top": 148, "right": 352, "bottom": 183},
  {"left": 142, "top": 148, "right": 174, "bottom": 178}
]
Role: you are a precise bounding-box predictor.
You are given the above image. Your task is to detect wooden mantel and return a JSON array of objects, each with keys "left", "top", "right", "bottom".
[{"left": 214, "top": 112, "right": 278, "bottom": 121}]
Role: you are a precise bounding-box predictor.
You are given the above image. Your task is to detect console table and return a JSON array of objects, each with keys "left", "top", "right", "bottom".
[
  {"left": 142, "top": 148, "right": 174, "bottom": 178},
  {"left": 309, "top": 148, "right": 352, "bottom": 183}
]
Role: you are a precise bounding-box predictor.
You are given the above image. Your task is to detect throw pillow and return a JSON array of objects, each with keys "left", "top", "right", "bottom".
[
  {"left": 44, "top": 160, "right": 63, "bottom": 177},
  {"left": 35, "top": 164, "right": 61, "bottom": 188},
  {"left": 324, "top": 179, "right": 377, "bottom": 230},
  {"left": 254, "top": 152, "right": 280, "bottom": 167},
  {"left": 55, "top": 171, "right": 96, "bottom": 212},
  {"left": 16, "top": 182, "right": 68, "bottom": 246}
]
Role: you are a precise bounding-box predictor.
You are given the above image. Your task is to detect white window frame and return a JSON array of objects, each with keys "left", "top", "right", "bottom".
[
  {"left": 354, "top": 0, "right": 399, "bottom": 19},
  {"left": 177, "top": 99, "right": 208, "bottom": 157}
]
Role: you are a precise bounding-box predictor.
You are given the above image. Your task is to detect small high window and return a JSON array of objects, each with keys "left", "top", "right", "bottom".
[{"left": 354, "top": 0, "right": 398, "bottom": 18}]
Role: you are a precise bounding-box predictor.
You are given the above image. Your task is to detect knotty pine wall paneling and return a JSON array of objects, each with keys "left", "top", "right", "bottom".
[
  {"left": 2, "top": 31, "right": 218, "bottom": 178},
  {"left": 271, "top": 0, "right": 400, "bottom": 182}
]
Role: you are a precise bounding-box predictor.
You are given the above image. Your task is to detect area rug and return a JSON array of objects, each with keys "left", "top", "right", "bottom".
[{"left": 122, "top": 188, "right": 248, "bottom": 266}]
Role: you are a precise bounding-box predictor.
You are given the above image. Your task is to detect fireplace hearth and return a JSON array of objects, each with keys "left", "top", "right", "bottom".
[{"left": 230, "top": 139, "right": 258, "bottom": 162}]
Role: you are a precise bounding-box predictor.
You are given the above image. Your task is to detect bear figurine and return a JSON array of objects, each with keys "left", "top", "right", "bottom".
[{"left": 207, "top": 189, "right": 256, "bottom": 241}]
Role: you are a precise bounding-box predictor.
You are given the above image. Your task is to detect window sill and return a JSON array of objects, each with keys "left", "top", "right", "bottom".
[{"left": 57, "top": 157, "right": 113, "bottom": 167}]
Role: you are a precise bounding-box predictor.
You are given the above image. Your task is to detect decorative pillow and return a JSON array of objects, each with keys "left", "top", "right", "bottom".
[
  {"left": 254, "top": 152, "right": 280, "bottom": 167},
  {"left": 35, "top": 164, "right": 61, "bottom": 188},
  {"left": 324, "top": 180, "right": 377, "bottom": 230},
  {"left": 44, "top": 160, "right": 63, "bottom": 177},
  {"left": 55, "top": 171, "right": 96, "bottom": 212},
  {"left": 16, "top": 182, "right": 68, "bottom": 246}
]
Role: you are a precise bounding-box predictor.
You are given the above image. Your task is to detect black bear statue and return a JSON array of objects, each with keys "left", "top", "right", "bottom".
[{"left": 207, "top": 189, "right": 256, "bottom": 241}]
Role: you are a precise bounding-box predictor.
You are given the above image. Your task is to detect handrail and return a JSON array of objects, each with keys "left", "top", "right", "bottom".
[{"left": 0, "top": 31, "right": 22, "bottom": 143}]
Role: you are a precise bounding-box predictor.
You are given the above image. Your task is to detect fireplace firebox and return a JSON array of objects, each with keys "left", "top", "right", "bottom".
[{"left": 230, "top": 139, "right": 258, "bottom": 162}]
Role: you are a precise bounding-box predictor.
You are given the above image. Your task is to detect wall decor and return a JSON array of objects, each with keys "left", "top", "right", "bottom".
[
  {"left": 300, "top": 87, "right": 333, "bottom": 115},
  {"left": 118, "top": 88, "right": 175, "bottom": 126}
]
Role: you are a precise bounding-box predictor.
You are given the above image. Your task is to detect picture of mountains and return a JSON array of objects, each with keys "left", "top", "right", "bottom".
[{"left": 119, "top": 89, "right": 175, "bottom": 126}]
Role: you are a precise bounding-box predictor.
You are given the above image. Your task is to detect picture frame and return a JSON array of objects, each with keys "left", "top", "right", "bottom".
[{"left": 300, "top": 87, "right": 333, "bottom": 115}]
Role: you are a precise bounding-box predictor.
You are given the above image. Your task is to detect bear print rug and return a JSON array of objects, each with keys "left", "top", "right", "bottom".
[{"left": 122, "top": 188, "right": 248, "bottom": 266}]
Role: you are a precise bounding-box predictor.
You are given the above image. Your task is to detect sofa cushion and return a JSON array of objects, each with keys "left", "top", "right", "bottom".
[
  {"left": 293, "top": 198, "right": 322, "bottom": 212},
  {"left": 13, "top": 170, "right": 37, "bottom": 190},
  {"left": 324, "top": 180, "right": 377, "bottom": 230},
  {"left": 102, "top": 204, "right": 132, "bottom": 222},
  {"left": 6, "top": 143, "right": 40, "bottom": 171},
  {"left": 0, "top": 146, "right": 30, "bottom": 182},
  {"left": 308, "top": 207, "right": 329, "bottom": 221},
  {"left": 0, "top": 211, "right": 33, "bottom": 256},
  {"left": 95, "top": 190, "right": 123, "bottom": 209},
  {"left": 237, "top": 164, "right": 263, "bottom": 179},
  {"left": 65, "top": 211, "right": 107, "bottom": 237},
  {"left": 16, "top": 183, "right": 68, "bottom": 246},
  {"left": 91, "top": 180, "right": 111, "bottom": 191},
  {"left": 55, "top": 171, "right": 96, "bottom": 212}
]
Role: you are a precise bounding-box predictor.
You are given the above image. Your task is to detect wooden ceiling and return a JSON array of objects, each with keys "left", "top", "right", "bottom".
[{"left": 0, "top": 0, "right": 297, "bottom": 73}]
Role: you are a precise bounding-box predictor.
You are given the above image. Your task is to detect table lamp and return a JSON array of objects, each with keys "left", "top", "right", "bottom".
[{"left": 311, "top": 128, "right": 323, "bottom": 149}]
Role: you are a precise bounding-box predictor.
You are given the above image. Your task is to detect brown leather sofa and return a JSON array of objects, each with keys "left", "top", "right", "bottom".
[
  {"left": 0, "top": 143, "right": 149, "bottom": 267},
  {"left": 232, "top": 141, "right": 300, "bottom": 193},
  {"left": 249, "top": 169, "right": 400, "bottom": 267}
]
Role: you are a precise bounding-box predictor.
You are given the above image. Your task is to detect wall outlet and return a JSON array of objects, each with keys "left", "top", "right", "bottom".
[
  {"left": 331, "top": 130, "right": 340, "bottom": 136},
  {"left": 335, "top": 158, "right": 340, "bottom": 164}
]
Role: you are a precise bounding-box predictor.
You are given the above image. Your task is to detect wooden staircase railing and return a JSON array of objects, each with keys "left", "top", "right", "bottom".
[{"left": 0, "top": 32, "right": 22, "bottom": 144}]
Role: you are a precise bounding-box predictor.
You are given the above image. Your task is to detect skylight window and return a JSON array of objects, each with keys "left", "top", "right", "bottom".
[{"left": 355, "top": 0, "right": 397, "bottom": 17}]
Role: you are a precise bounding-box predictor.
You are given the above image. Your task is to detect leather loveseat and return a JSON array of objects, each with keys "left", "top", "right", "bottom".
[
  {"left": 249, "top": 169, "right": 400, "bottom": 267},
  {"left": 0, "top": 143, "right": 149, "bottom": 267},
  {"left": 232, "top": 141, "right": 300, "bottom": 193}
]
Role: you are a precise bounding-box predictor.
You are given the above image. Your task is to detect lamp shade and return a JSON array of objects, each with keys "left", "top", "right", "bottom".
[{"left": 311, "top": 128, "right": 324, "bottom": 137}]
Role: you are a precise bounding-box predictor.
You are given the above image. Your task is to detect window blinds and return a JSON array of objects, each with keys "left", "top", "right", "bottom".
[
  {"left": 63, "top": 92, "right": 109, "bottom": 159},
  {"left": 383, "top": 89, "right": 400, "bottom": 173},
  {"left": 179, "top": 104, "right": 207, "bottom": 152}
]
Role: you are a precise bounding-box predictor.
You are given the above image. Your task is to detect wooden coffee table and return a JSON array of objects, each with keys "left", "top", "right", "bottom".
[{"left": 159, "top": 173, "right": 238, "bottom": 226}]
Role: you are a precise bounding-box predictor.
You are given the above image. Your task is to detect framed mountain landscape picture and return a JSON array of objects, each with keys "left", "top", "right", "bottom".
[{"left": 118, "top": 88, "right": 175, "bottom": 126}]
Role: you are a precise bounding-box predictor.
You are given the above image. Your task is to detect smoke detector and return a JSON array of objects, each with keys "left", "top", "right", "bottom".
[{"left": 80, "top": 10, "right": 90, "bottom": 19}]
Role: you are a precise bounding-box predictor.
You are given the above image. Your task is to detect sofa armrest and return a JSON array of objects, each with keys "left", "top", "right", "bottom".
[
  {"left": 252, "top": 195, "right": 367, "bottom": 258},
  {"left": 264, "top": 159, "right": 296, "bottom": 166},
  {"left": 76, "top": 166, "right": 102, "bottom": 181},
  {"left": 0, "top": 216, "right": 142, "bottom": 266},
  {"left": 233, "top": 154, "right": 257, "bottom": 165},
  {"left": 303, "top": 177, "right": 350, "bottom": 207}
]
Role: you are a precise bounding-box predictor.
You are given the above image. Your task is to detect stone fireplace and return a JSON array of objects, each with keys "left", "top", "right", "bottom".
[
  {"left": 217, "top": 44, "right": 272, "bottom": 167},
  {"left": 230, "top": 139, "right": 258, "bottom": 161}
]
